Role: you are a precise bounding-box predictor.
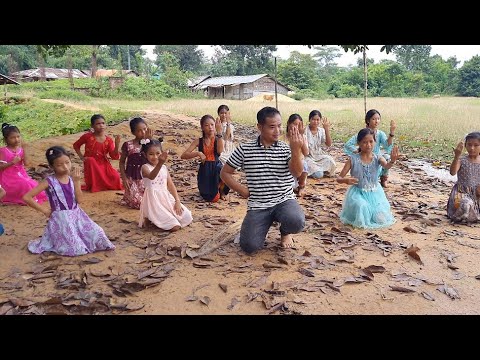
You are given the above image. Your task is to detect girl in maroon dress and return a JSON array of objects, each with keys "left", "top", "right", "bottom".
[
  {"left": 73, "top": 114, "right": 123, "bottom": 192},
  {"left": 119, "top": 117, "right": 153, "bottom": 209}
]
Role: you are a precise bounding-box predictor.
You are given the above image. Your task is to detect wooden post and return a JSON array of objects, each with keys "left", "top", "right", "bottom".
[
  {"left": 363, "top": 46, "right": 368, "bottom": 115},
  {"left": 274, "top": 57, "right": 278, "bottom": 110}
]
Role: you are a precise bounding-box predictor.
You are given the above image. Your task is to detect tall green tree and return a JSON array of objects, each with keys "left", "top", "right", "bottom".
[
  {"left": 313, "top": 46, "right": 341, "bottom": 67},
  {"left": 393, "top": 45, "right": 432, "bottom": 72},
  {"left": 0, "top": 45, "right": 38, "bottom": 74},
  {"left": 154, "top": 45, "right": 205, "bottom": 73},
  {"left": 216, "top": 45, "right": 277, "bottom": 75},
  {"left": 108, "top": 45, "right": 145, "bottom": 72},
  {"left": 277, "top": 51, "right": 319, "bottom": 90},
  {"left": 457, "top": 55, "right": 480, "bottom": 96}
]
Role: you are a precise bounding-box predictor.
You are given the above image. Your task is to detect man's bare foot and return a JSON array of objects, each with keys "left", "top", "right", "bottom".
[
  {"left": 169, "top": 225, "right": 181, "bottom": 232},
  {"left": 280, "top": 234, "right": 294, "bottom": 248}
]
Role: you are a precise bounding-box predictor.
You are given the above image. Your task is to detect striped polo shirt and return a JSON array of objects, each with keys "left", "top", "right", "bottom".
[{"left": 227, "top": 136, "right": 295, "bottom": 210}]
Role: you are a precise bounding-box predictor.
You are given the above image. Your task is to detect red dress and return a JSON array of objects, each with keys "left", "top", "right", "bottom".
[{"left": 73, "top": 132, "right": 123, "bottom": 192}]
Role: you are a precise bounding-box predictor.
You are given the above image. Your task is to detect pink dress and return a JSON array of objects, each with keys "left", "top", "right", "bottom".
[
  {"left": 139, "top": 164, "right": 193, "bottom": 230},
  {"left": 0, "top": 146, "right": 47, "bottom": 205}
]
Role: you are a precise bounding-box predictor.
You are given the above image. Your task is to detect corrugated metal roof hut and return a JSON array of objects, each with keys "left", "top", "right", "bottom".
[
  {"left": 11, "top": 68, "right": 89, "bottom": 82},
  {"left": 193, "top": 74, "right": 290, "bottom": 100}
]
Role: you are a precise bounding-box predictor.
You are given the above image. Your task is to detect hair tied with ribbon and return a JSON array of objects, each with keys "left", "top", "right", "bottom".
[
  {"left": 49, "top": 149, "right": 54, "bottom": 155},
  {"left": 140, "top": 139, "right": 150, "bottom": 145},
  {"left": 2, "top": 123, "right": 11, "bottom": 129}
]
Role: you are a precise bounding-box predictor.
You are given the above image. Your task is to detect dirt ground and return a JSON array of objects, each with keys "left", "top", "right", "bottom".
[{"left": 1, "top": 110, "right": 479, "bottom": 315}]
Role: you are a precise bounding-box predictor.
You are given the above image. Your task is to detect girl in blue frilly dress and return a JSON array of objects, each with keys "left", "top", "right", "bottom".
[{"left": 337, "top": 128, "right": 399, "bottom": 229}]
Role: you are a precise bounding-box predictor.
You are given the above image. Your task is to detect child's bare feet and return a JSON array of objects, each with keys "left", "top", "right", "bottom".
[
  {"left": 280, "top": 234, "right": 295, "bottom": 248},
  {"left": 169, "top": 225, "right": 181, "bottom": 232}
]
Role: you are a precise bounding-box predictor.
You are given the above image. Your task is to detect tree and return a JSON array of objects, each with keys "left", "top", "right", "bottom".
[
  {"left": 313, "top": 46, "right": 341, "bottom": 67},
  {"left": 392, "top": 45, "right": 432, "bottom": 72},
  {"left": 0, "top": 45, "right": 37, "bottom": 74},
  {"left": 457, "top": 55, "right": 480, "bottom": 97},
  {"left": 109, "top": 45, "right": 145, "bottom": 72},
  {"left": 154, "top": 45, "right": 205, "bottom": 73},
  {"left": 277, "top": 51, "right": 319, "bottom": 90},
  {"left": 36, "top": 45, "right": 71, "bottom": 58},
  {"left": 217, "top": 45, "right": 277, "bottom": 75}
]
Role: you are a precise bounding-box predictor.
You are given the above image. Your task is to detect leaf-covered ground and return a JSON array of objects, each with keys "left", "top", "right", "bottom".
[{"left": 1, "top": 111, "right": 479, "bottom": 315}]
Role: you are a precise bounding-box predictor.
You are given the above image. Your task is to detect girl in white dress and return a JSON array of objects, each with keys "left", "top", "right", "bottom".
[
  {"left": 217, "top": 105, "right": 236, "bottom": 165},
  {"left": 139, "top": 138, "right": 193, "bottom": 232},
  {"left": 286, "top": 114, "right": 309, "bottom": 196},
  {"left": 304, "top": 110, "right": 336, "bottom": 178}
]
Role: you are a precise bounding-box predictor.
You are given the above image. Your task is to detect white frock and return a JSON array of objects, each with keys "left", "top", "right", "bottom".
[{"left": 139, "top": 164, "right": 193, "bottom": 230}]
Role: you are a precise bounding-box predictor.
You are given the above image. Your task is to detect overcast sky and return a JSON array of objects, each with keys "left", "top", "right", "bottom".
[{"left": 143, "top": 45, "right": 480, "bottom": 67}]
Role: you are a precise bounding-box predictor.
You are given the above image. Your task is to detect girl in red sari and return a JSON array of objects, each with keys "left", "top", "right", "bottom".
[{"left": 73, "top": 114, "right": 123, "bottom": 192}]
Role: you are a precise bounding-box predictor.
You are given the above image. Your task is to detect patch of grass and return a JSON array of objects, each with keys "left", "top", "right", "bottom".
[{"left": 2, "top": 98, "right": 134, "bottom": 141}]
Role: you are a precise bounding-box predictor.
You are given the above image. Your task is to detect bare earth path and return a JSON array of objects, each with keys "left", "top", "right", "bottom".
[{"left": 1, "top": 106, "right": 479, "bottom": 315}]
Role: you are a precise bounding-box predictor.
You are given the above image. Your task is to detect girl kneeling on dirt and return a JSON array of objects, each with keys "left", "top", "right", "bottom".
[
  {"left": 337, "top": 128, "right": 399, "bottom": 229},
  {"left": 73, "top": 114, "right": 123, "bottom": 192},
  {"left": 23, "top": 146, "right": 115, "bottom": 256},
  {"left": 181, "top": 115, "right": 230, "bottom": 202},
  {"left": 139, "top": 138, "right": 192, "bottom": 231}
]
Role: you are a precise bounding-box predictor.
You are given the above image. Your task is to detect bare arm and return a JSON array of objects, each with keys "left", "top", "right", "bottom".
[
  {"left": 71, "top": 167, "right": 83, "bottom": 204},
  {"left": 22, "top": 143, "right": 31, "bottom": 167},
  {"left": 336, "top": 158, "right": 358, "bottom": 185},
  {"left": 109, "top": 135, "right": 121, "bottom": 160},
  {"left": 387, "top": 120, "right": 396, "bottom": 146},
  {"left": 288, "top": 127, "right": 304, "bottom": 178},
  {"left": 301, "top": 140, "right": 309, "bottom": 156},
  {"left": 216, "top": 137, "right": 225, "bottom": 154},
  {"left": 181, "top": 139, "right": 204, "bottom": 160},
  {"left": 23, "top": 180, "right": 50, "bottom": 217},
  {"left": 322, "top": 117, "right": 332, "bottom": 147},
  {"left": 166, "top": 171, "right": 181, "bottom": 203},
  {"left": 141, "top": 152, "right": 168, "bottom": 180},
  {"left": 0, "top": 155, "right": 21, "bottom": 170},
  {"left": 220, "top": 163, "right": 249, "bottom": 198},
  {"left": 379, "top": 146, "right": 399, "bottom": 170},
  {"left": 73, "top": 134, "right": 87, "bottom": 160},
  {"left": 450, "top": 141, "right": 463, "bottom": 175}
]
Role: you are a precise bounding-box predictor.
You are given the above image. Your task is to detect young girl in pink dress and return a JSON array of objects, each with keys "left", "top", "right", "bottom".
[
  {"left": 139, "top": 138, "right": 192, "bottom": 231},
  {"left": 23, "top": 146, "right": 115, "bottom": 256},
  {"left": 0, "top": 123, "right": 47, "bottom": 205}
]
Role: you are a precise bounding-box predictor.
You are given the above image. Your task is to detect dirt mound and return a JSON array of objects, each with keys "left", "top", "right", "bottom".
[{"left": 246, "top": 93, "right": 297, "bottom": 102}]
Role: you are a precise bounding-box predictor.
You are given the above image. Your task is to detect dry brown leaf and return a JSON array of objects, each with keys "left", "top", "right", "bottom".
[
  {"left": 403, "top": 225, "right": 418, "bottom": 233},
  {"left": 298, "top": 268, "right": 315, "bottom": 277},
  {"left": 81, "top": 257, "right": 102, "bottom": 264},
  {"left": 358, "top": 269, "right": 374, "bottom": 281},
  {"left": 437, "top": 284, "right": 460, "bottom": 299},
  {"left": 405, "top": 245, "right": 423, "bottom": 265},
  {"left": 364, "top": 265, "right": 386, "bottom": 273},
  {"left": 389, "top": 286, "right": 416, "bottom": 293},
  {"left": 227, "top": 297, "right": 240, "bottom": 310},
  {"left": 185, "top": 295, "right": 198, "bottom": 302},
  {"left": 421, "top": 291, "right": 435, "bottom": 301},
  {"left": 219, "top": 283, "right": 228, "bottom": 293},
  {"left": 199, "top": 296, "right": 211, "bottom": 306}
]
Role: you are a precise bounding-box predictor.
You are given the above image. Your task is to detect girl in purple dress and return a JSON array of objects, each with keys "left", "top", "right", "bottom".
[{"left": 23, "top": 146, "right": 115, "bottom": 256}]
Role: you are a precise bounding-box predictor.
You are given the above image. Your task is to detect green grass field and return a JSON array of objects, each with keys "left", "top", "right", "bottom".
[
  {"left": 3, "top": 91, "right": 479, "bottom": 162},
  {"left": 50, "top": 96, "right": 478, "bottom": 162}
]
